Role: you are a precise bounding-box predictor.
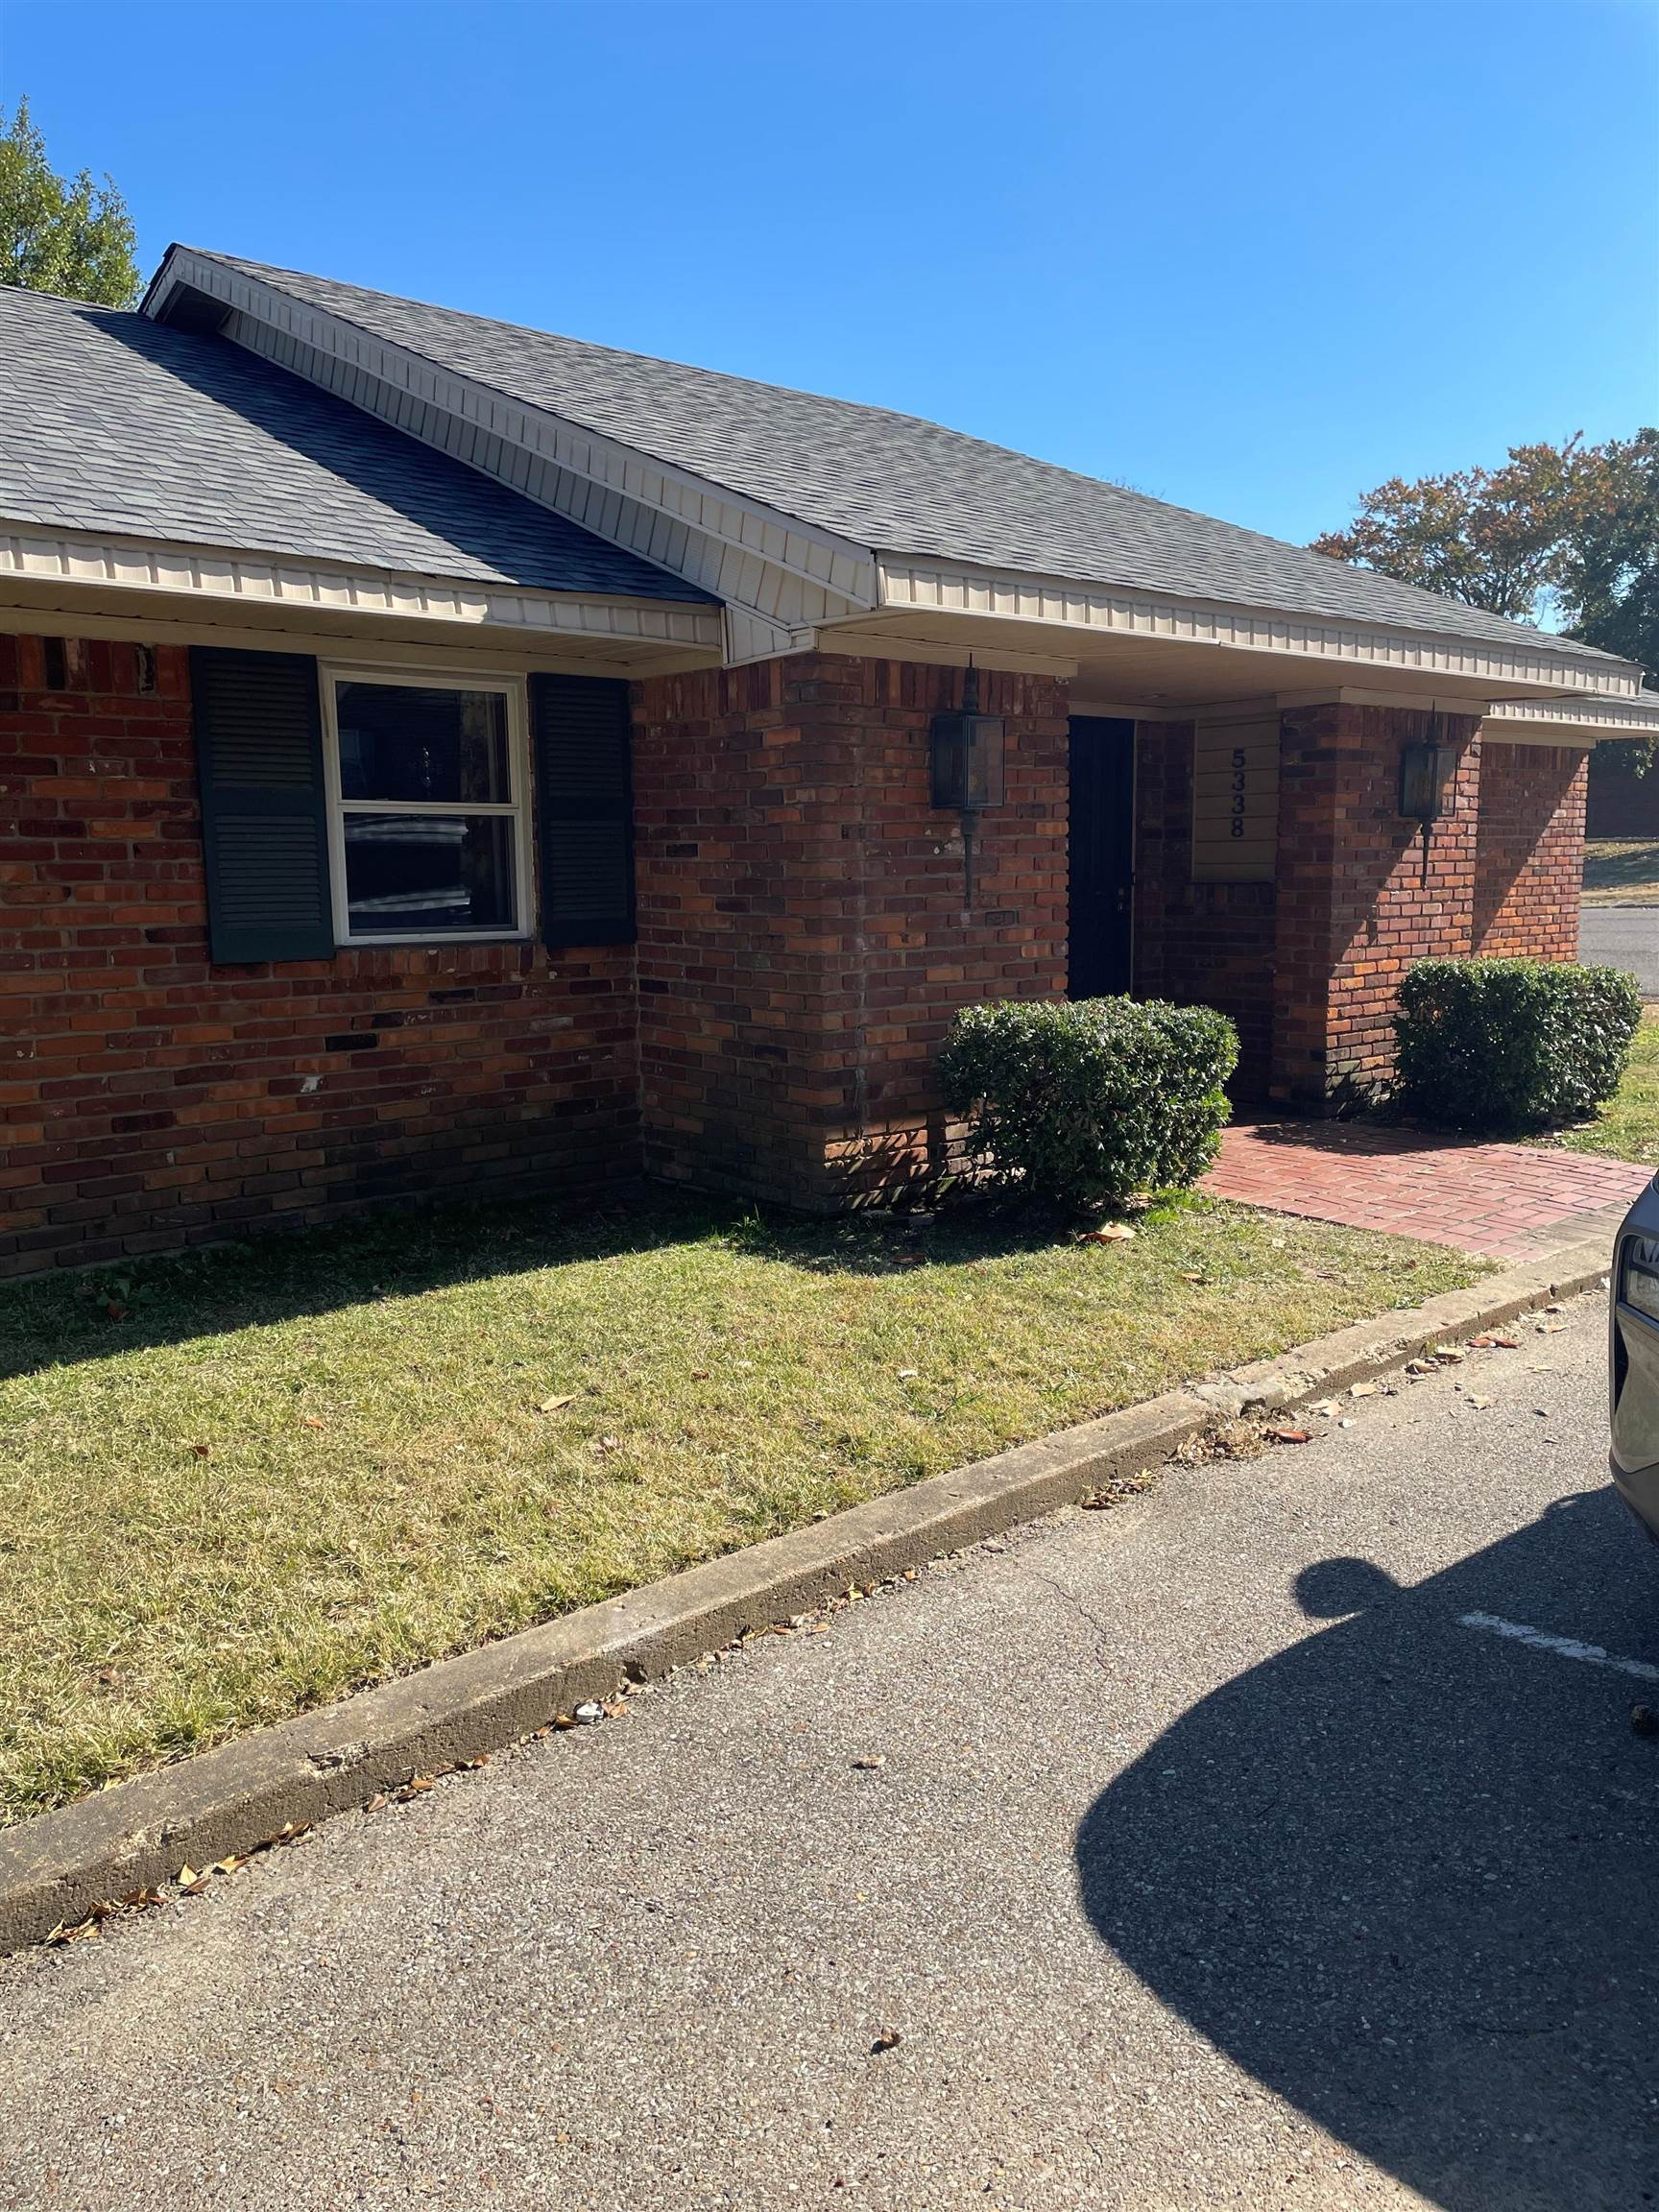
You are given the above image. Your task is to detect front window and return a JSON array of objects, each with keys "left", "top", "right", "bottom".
[{"left": 325, "top": 673, "right": 527, "bottom": 941}]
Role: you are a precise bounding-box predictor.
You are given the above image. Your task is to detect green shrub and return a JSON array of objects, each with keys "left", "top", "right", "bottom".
[
  {"left": 938, "top": 996, "right": 1238, "bottom": 1211},
  {"left": 1393, "top": 957, "right": 1641, "bottom": 1132}
]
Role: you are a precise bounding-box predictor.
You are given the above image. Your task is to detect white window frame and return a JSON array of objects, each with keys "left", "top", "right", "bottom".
[{"left": 320, "top": 663, "right": 533, "bottom": 947}]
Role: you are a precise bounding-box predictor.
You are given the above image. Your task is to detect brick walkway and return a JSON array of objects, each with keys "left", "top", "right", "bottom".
[{"left": 1202, "top": 1119, "right": 1653, "bottom": 1259}]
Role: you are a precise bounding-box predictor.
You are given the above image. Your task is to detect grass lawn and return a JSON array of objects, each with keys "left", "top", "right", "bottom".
[
  {"left": 0, "top": 1190, "right": 1483, "bottom": 1828},
  {"left": 1582, "top": 839, "right": 1659, "bottom": 905},
  {"left": 1547, "top": 1005, "right": 1659, "bottom": 1166}
]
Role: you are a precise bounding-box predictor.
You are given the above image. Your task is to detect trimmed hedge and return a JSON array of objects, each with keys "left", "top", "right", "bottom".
[
  {"left": 1392, "top": 957, "right": 1641, "bottom": 1132},
  {"left": 938, "top": 996, "right": 1238, "bottom": 1211}
]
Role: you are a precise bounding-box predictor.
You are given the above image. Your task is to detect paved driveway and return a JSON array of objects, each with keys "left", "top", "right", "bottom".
[
  {"left": 1580, "top": 902, "right": 1659, "bottom": 997},
  {"left": 2, "top": 1296, "right": 1655, "bottom": 2209}
]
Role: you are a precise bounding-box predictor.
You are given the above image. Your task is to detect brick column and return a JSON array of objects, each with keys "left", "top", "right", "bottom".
[
  {"left": 631, "top": 652, "right": 1069, "bottom": 1210},
  {"left": 1271, "top": 703, "right": 1481, "bottom": 1106}
]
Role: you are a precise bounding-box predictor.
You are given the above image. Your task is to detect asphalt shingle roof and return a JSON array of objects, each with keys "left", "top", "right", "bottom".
[
  {"left": 0, "top": 284, "right": 707, "bottom": 603},
  {"left": 185, "top": 250, "right": 1623, "bottom": 668}
]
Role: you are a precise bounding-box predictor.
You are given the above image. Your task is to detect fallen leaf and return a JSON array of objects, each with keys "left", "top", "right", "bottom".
[
  {"left": 191, "top": 1442, "right": 211, "bottom": 1459},
  {"left": 538, "top": 1394, "right": 577, "bottom": 1414},
  {"left": 396, "top": 1775, "right": 435, "bottom": 1800},
  {"left": 1491, "top": 1335, "right": 1521, "bottom": 1350},
  {"left": 1467, "top": 1335, "right": 1494, "bottom": 1349},
  {"left": 44, "top": 1915, "right": 103, "bottom": 1945},
  {"left": 300, "top": 1416, "right": 325, "bottom": 1431},
  {"left": 177, "top": 1864, "right": 211, "bottom": 1894},
  {"left": 105, "top": 1303, "right": 129, "bottom": 1322},
  {"left": 871, "top": 2029, "right": 902, "bottom": 2054},
  {"left": 1180, "top": 1271, "right": 1207, "bottom": 1283},
  {"left": 1350, "top": 1382, "right": 1379, "bottom": 1398},
  {"left": 1268, "top": 1427, "right": 1311, "bottom": 1445},
  {"left": 1538, "top": 1322, "right": 1568, "bottom": 1334},
  {"left": 690, "top": 1369, "right": 709, "bottom": 1381},
  {"left": 851, "top": 1754, "right": 886, "bottom": 1770},
  {"left": 1078, "top": 1223, "right": 1136, "bottom": 1243},
  {"left": 1405, "top": 1359, "right": 1435, "bottom": 1376},
  {"left": 594, "top": 1435, "right": 622, "bottom": 1454},
  {"left": 1431, "top": 1346, "right": 1465, "bottom": 1364},
  {"left": 896, "top": 1368, "right": 920, "bottom": 1381},
  {"left": 271, "top": 1821, "right": 311, "bottom": 1846},
  {"left": 1312, "top": 1400, "right": 1339, "bottom": 1418}
]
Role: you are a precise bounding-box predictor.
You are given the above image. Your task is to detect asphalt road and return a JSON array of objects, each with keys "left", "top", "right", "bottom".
[
  {"left": 3, "top": 1292, "right": 1657, "bottom": 2210},
  {"left": 1580, "top": 903, "right": 1659, "bottom": 997}
]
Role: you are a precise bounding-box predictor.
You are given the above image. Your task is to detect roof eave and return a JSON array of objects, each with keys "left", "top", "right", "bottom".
[{"left": 872, "top": 551, "right": 1643, "bottom": 701}]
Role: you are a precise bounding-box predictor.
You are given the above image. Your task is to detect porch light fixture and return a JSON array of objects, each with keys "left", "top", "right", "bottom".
[
  {"left": 929, "top": 663, "right": 1006, "bottom": 815},
  {"left": 930, "top": 662, "right": 1006, "bottom": 917},
  {"left": 1399, "top": 732, "right": 1457, "bottom": 823}
]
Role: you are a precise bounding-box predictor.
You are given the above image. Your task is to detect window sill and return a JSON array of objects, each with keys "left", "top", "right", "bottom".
[{"left": 336, "top": 931, "right": 534, "bottom": 950}]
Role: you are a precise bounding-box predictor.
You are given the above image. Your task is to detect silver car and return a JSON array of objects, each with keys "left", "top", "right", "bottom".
[{"left": 1611, "top": 1180, "right": 1659, "bottom": 1542}]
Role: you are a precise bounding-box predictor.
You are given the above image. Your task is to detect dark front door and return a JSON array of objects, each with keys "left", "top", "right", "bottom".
[{"left": 1069, "top": 715, "right": 1136, "bottom": 998}]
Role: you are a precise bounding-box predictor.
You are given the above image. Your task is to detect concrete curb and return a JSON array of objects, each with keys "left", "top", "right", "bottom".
[{"left": 0, "top": 1225, "right": 1616, "bottom": 1956}]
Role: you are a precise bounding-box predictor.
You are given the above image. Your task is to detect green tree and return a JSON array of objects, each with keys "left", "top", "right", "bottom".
[
  {"left": 1559, "top": 429, "right": 1659, "bottom": 683},
  {"left": 1310, "top": 438, "right": 1583, "bottom": 622},
  {"left": 1314, "top": 429, "right": 1659, "bottom": 709},
  {"left": 0, "top": 97, "right": 139, "bottom": 309}
]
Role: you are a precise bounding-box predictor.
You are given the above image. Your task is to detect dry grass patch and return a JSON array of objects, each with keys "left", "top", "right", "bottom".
[{"left": 0, "top": 1189, "right": 1483, "bottom": 1825}]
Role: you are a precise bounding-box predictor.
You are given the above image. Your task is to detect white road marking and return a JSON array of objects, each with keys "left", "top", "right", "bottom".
[{"left": 1458, "top": 1610, "right": 1659, "bottom": 1685}]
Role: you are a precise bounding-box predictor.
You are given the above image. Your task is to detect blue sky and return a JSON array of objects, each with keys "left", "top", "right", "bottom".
[{"left": 4, "top": 0, "right": 1654, "bottom": 547}]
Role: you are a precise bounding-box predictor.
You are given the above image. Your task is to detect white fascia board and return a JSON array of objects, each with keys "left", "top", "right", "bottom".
[
  {"left": 1479, "top": 692, "right": 1659, "bottom": 745},
  {"left": 0, "top": 521, "right": 724, "bottom": 650},
  {"left": 147, "top": 251, "right": 878, "bottom": 639},
  {"left": 877, "top": 554, "right": 1640, "bottom": 702}
]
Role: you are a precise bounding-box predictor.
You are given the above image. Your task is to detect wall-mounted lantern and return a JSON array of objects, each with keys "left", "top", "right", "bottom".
[
  {"left": 1399, "top": 717, "right": 1458, "bottom": 888},
  {"left": 929, "top": 663, "right": 1006, "bottom": 814},
  {"left": 1399, "top": 734, "right": 1457, "bottom": 823},
  {"left": 930, "top": 663, "right": 1005, "bottom": 916}
]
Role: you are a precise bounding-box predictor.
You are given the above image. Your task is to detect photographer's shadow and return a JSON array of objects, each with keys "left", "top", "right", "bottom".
[{"left": 1076, "top": 1491, "right": 1659, "bottom": 2208}]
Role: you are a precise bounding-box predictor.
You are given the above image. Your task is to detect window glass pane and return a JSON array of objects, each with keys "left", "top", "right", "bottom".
[
  {"left": 342, "top": 814, "right": 516, "bottom": 935},
  {"left": 336, "top": 682, "right": 511, "bottom": 805}
]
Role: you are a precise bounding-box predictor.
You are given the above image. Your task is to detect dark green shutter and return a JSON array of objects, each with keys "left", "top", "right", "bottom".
[
  {"left": 530, "top": 673, "right": 636, "bottom": 947},
  {"left": 191, "top": 647, "right": 334, "bottom": 963}
]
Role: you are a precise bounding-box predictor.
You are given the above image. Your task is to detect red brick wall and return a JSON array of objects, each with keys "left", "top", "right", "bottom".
[
  {"left": 1, "top": 635, "right": 638, "bottom": 1278},
  {"left": 632, "top": 653, "right": 1069, "bottom": 1209},
  {"left": 1130, "top": 721, "right": 1277, "bottom": 1095},
  {"left": 1474, "top": 739, "right": 1586, "bottom": 958}
]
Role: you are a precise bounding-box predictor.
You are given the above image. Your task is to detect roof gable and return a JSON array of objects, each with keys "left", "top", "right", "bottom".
[{"left": 164, "top": 249, "right": 1623, "bottom": 671}]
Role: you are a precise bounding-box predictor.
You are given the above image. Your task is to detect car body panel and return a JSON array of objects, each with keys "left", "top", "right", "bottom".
[{"left": 1610, "top": 1174, "right": 1659, "bottom": 1542}]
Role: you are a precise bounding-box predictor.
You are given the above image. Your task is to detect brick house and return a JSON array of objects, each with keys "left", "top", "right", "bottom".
[{"left": 3, "top": 248, "right": 1651, "bottom": 1276}]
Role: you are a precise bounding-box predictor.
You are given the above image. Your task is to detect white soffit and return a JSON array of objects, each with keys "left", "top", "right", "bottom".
[
  {"left": 0, "top": 522, "right": 724, "bottom": 655},
  {"left": 1479, "top": 691, "right": 1659, "bottom": 747},
  {"left": 877, "top": 556, "right": 1638, "bottom": 701}
]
